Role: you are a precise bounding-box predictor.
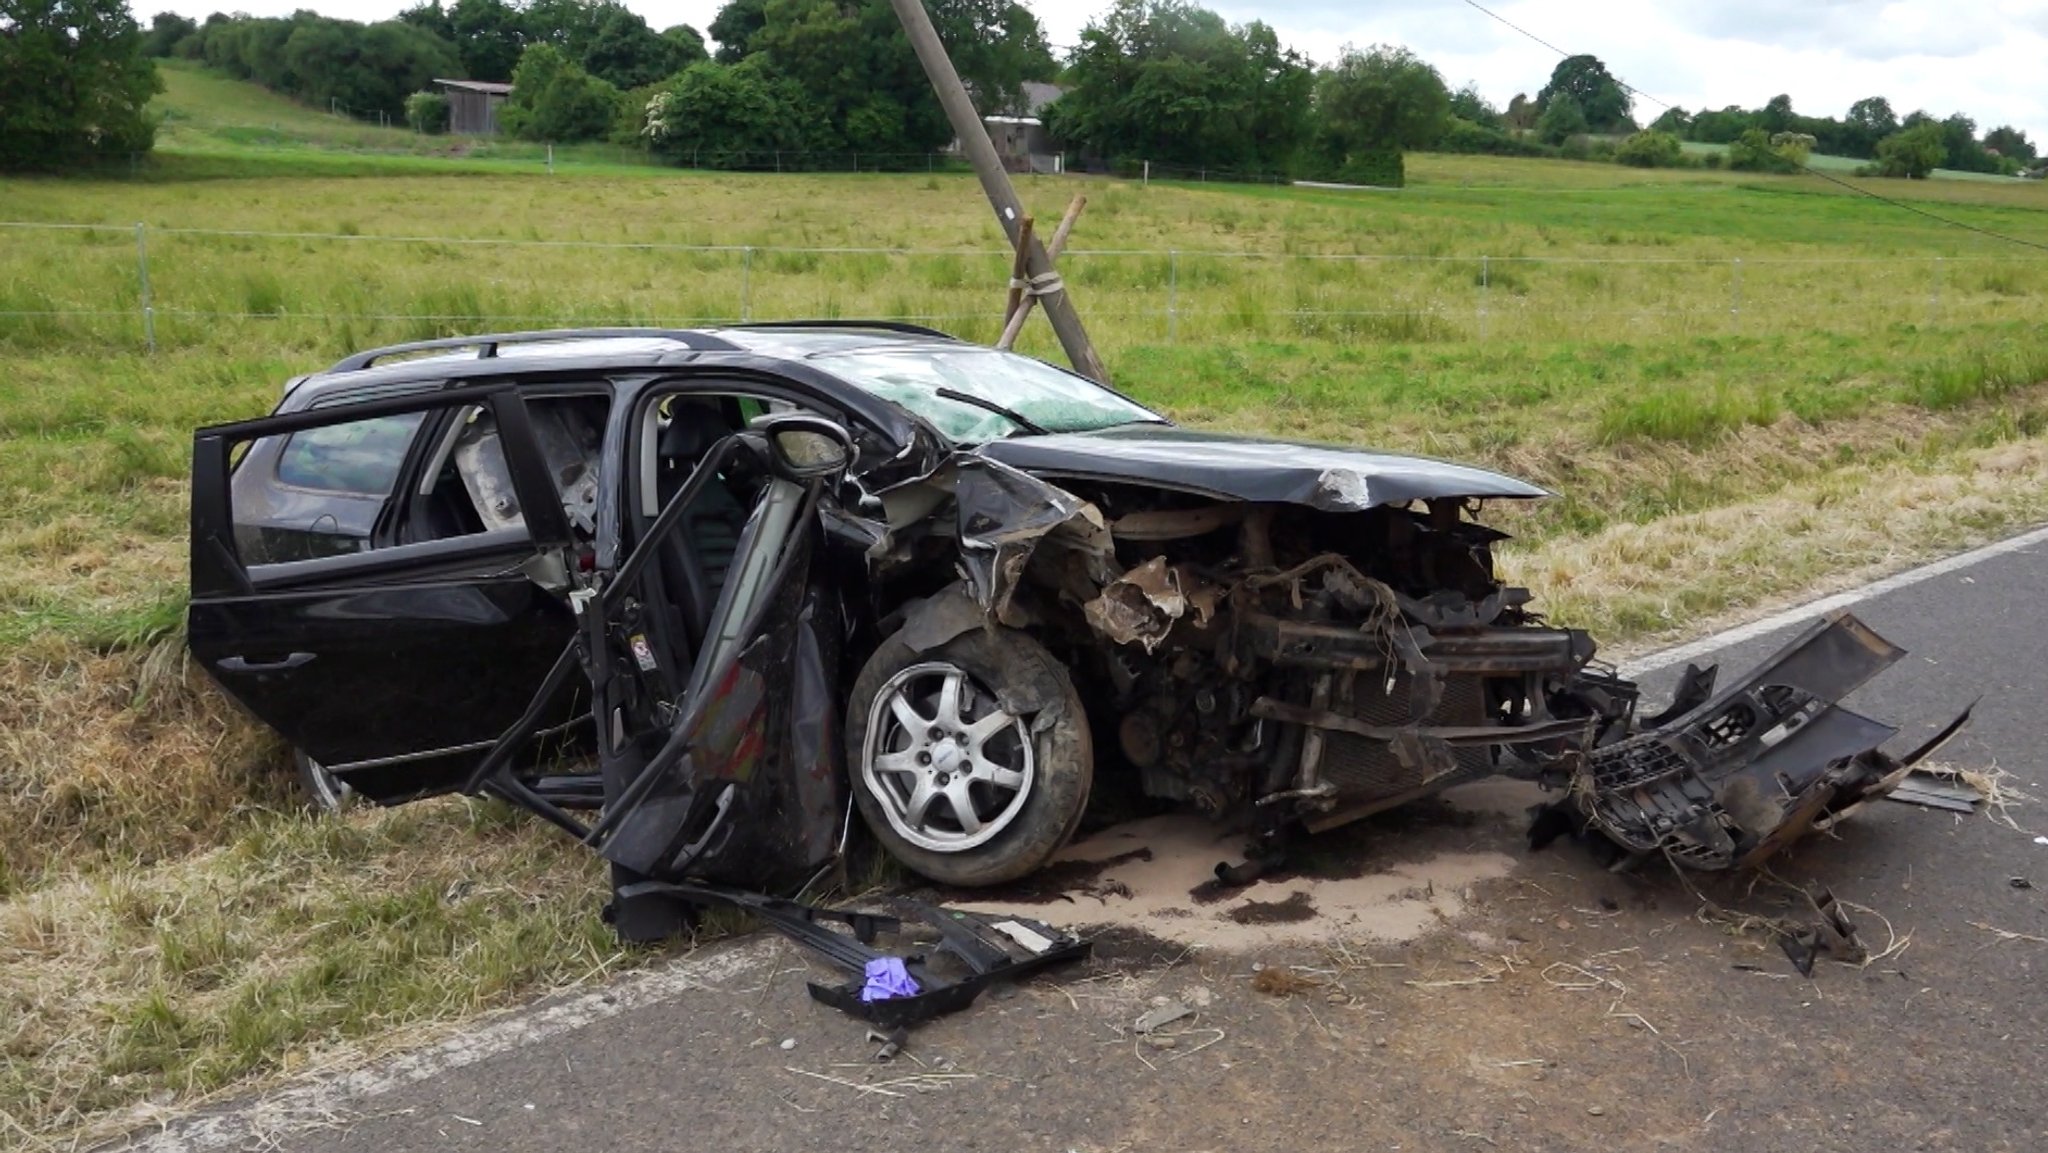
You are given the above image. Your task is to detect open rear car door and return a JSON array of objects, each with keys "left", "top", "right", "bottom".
[{"left": 188, "top": 386, "right": 578, "bottom": 800}]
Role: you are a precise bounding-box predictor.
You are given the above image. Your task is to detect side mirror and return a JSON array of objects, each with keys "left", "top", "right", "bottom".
[{"left": 754, "top": 413, "right": 856, "bottom": 482}]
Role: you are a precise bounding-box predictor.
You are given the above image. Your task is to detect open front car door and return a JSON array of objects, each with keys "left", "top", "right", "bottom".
[{"left": 461, "top": 415, "right": 858, "bottom": 941}]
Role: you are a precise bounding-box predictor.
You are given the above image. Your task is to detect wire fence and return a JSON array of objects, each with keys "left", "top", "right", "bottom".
[{"left": 3, "top": 219, "right": 2043, "bottom": 355}]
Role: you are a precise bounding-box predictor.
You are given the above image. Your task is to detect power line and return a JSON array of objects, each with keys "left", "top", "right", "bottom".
[
  {"left": 1454, "top": 0, "right": 2048, "bottom": 254},
  {"left": 1456, "top": 0, "right": 1668, "bottom": 111}
]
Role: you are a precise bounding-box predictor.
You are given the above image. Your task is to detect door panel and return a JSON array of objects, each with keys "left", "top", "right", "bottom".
[
  {"left": 187, "top": 386, "right": 580, "bottom": 799},
  {"left": 189, "top": 578, "right": 575, "bottom": 769}
]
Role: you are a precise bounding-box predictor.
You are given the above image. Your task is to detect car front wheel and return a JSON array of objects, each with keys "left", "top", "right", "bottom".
[{"left": 846, "top": 627, "right": 1092, "bottom": 886}]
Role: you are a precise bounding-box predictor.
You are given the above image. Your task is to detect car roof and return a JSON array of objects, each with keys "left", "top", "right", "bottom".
[{"left": 283, "top": 323, "right": 965, "bottom": 402}]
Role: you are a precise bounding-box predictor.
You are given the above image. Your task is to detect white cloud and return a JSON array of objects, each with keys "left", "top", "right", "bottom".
[{"left": 156, "top": 0, "right": 2048, "bottom": 139}]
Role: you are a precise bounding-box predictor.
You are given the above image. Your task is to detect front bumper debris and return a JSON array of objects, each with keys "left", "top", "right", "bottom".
[{"left": 1569, "top": 612, "right": 1971, "bottom": 869}]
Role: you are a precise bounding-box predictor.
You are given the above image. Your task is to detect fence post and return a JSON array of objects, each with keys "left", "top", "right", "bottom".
[
  {"left": 546, "top": 144, "right": 554, "bottom": 175},
  {"left": 1478, "top": 255, "right": 1489, "bottom": 341},
  {"left": 134, "top": 222, "right": 156, "bottom": 354},
  {"left": 1142, "top": 159, "right": 1149, "bottom": 188},
  {"left": 1730, "top": 257, "right": 1742, "bottom": 328},
  {"left": 740, "top": 246, "right": 755, "bottom": 322},
  {"left": 1167, "top": 249, "right": 1179, "bottom": 343}
]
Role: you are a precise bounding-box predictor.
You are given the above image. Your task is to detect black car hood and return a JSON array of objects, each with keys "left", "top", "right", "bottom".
[{"left": 973, "top": 425, "right": 1548, "bottom": 512}]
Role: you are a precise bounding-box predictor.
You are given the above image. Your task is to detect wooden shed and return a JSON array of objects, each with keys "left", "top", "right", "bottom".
[{"left": 434, "top": 79, "right": 513, "bottom": 136}]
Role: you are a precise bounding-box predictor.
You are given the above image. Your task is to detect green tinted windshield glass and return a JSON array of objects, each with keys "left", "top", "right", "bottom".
[{"left": 818, "top": 348, "right": 1163, "bottom": 441}]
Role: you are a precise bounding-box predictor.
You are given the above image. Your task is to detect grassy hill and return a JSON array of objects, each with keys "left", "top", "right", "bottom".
[{"left": 148, "top": 59, "right": 650, "bottom": 171}]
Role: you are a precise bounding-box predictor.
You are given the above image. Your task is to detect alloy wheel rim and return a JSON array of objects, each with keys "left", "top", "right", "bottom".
[{"left": 862, "top": 661, "right": 1034, "bottom": 853}]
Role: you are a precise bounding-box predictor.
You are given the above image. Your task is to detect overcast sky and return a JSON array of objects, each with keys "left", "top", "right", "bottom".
[{"left": 163, "top": 0, "right": 2048, "bottom": 141}]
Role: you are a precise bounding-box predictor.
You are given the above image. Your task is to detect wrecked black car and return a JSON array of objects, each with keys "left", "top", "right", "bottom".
[{"left": 187, "top": 324, "right": 1952, "bottom": 938}]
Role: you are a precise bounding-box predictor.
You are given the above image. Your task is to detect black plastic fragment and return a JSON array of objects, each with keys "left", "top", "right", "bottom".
[{"left": 615, "top": 880, "right": 1090, "bottom": 1028}]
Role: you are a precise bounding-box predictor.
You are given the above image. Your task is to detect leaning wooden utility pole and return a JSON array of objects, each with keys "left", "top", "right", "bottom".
[{"left": 885, "top": 0, "right": 1110, "bottom": 384}]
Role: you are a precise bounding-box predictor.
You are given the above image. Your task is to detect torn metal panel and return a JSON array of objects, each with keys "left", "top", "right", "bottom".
[
  {"left": 949, "top": 455, "right": 1114, "bottom": 623},
  {"left": 1081, "top": 556, "right": 1221, "bottom": 651}
]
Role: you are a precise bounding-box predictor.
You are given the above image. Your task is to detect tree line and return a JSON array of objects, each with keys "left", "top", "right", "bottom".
[{"left": 6, "top": 0, "right": 2041, "bottom": 182}]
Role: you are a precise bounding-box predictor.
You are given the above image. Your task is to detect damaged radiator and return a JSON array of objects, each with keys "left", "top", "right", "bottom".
[{"left": 1319, "top": 671, "right": 1492, "bottom": 799}]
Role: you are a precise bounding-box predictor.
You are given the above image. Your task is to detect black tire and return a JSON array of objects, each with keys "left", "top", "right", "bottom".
[
  {"left": 294, "top": 749, "right": 354, "bottom": 813},
  {"left": 846, "top": 626, "right": 1092, "bottom": 886}
]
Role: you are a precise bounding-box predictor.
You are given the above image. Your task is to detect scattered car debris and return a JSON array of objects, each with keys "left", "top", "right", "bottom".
[
  {"left": 1775, "top": 888, "right": 1866, "bottom": 977},
  {"left": 184, "top": 325, "right": 1975, "bottom": 949},
  {"left": 2010, "top": 877, "right": 2033, "bottom": 890},
  {"left": 1886, "top": 769, "right": 1986, "bottom": 813},
  {"left": 1249, "top": 967, "right": 1324, "bottom": 997},
  {"left": 865, "top": 1027, "right": 909, "bottom": 1062},
  {"left": 613, "top": 879, "right": 1089, "bottom": 1027},
  {"left": 1134, "top": 998, "right": 1195, "bottom": 1033}
]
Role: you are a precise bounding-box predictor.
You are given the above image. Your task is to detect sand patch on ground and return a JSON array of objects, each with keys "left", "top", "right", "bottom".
[{"left": 954, "top": 813, "right": 1515, "bottom": 950}]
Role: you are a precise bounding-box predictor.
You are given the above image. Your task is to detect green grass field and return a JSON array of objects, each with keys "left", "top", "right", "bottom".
[{"left": 5, "top": 66, "right": 2048, "bottom": 1146}]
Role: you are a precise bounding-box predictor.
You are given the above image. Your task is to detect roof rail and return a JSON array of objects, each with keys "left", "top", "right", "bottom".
[
  {"left": 325, "top": 328, "right": 739, "bottom": 373},
  {"left": 725, "top": 320, "right": 958, "bottom": 340}
]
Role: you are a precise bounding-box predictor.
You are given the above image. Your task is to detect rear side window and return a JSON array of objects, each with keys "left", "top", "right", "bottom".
[{"left": 276, "top": 413, "right": 426, "bottom": 495}]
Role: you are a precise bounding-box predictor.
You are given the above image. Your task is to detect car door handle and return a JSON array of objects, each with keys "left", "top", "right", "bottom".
[{"left": 218, "top": 652, "right": 317, "bottom": 674}]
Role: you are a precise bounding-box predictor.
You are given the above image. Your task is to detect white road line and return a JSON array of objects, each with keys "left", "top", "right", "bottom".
[
  {"left": 1619, "top": 522, "right": 2048, "bottom": 679},
  {"left": 116, "top": 939, "right": 775, "bottom": 1153}
]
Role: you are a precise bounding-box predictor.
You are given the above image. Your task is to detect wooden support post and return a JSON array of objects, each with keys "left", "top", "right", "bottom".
[
  {"left": 1001, "top": 216, "right": 1036, "bottom": 332},
  {"left": 885, "top": 0, "right": 1109, "bottom": 383},
  {"left": 998, "top": 196, "right": 1084, "bottom": 350}
]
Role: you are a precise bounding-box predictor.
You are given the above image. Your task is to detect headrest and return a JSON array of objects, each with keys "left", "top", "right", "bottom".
[{"left": 659, "top": 399, "right": 726, "bottom": 463}]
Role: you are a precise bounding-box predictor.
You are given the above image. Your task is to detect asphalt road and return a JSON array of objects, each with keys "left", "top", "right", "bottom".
[{"left": 120, "top": 538, "right": 2048, "bottom": 1153}]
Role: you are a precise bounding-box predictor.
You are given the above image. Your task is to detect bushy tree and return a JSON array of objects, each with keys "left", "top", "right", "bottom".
[
  {"left": 1446, "top": 82, "right": 1497, "bottom": 128},
  {"left": 1536, "top": 54, "right": 1629, "bottom": 133},
  {"left": 1689, "top": 105, "right": 1752, "bottom": 144},
  {"left": 446, "top": 0, "right": 524, "bottom": 80},
  {"left": 1, "top": 0, "right": 163, "bottom": 169},
  {"left": 932, "top": 0, "right": 1056, "bottom": 116},
  {"left": 661, "top": 24, "right": 706, "bottom": 64},
  {"left": 1873, "top": 121, "right": 1943, "bottom": 177},
  {"left": 641, "top": 57, "right": 804, "bottom": 162},
  {"left": 282, "top": 18, "right": 459, "bottom": 119},
  {"left": 1757, "top": 93, "right": 1794, "bottom": 134},
  {"left": 397, "top": 1, "right": 454, "bottom": 41},
  {"left": 1983, "top": 125, "right": 2036, "bottom": 165},
  {"left": 1535, "top": 94, "right": 1587, "bottom": 145},
  {"left": 1047, "top": 0, "right": 1313, "bottom": 172},
  {"left": 1614, "top": 129, "right": 1682, "bottom": 168},
  {"left": 1725, "top": 127, "right": 1786, "bottom": 171},
  {"left": 707, "top": 0, "right": 766, "bottom": 62},
  {"left": 1937, "top": 112, "right": 1998, "bottom": 173},
  {"left": 499, "top": 41, "right": 621, "bottom": 141},
  {"left": 141, "top": 11, "right": 195, "bottom": 56},
  {"left": 405, "top": 88, "right": 450, "bottom": 132},
  {"left": 1846, "top": 96, "right": 1898, "bottom": 138},
  {"left": 1316, "top": 44, "right": 1449, "bottom": 157},
  {"left": 1647, "top": 106, "right": 1690, "bottom": 136},
  {"left": 1502, "top": 92, "right": 1537, "bottom": 130},
  {"left": 181, "top": 13, "right": 458, "bottom": 119}
]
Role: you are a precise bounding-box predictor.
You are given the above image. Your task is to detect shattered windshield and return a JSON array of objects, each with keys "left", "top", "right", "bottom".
[{"left": 816, "top": 347, "right": 1164, "bottom": 441}]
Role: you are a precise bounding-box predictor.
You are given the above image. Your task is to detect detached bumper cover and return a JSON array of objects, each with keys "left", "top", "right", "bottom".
[{"left": 1576, "top": 612, "right": 1965, "bottom": 869}]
